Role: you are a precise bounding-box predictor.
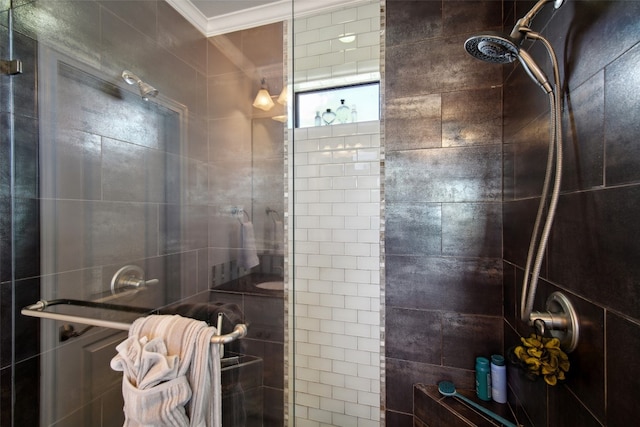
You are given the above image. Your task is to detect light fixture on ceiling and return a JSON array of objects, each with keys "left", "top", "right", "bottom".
[
  {"left": 253, "top": 78, "right": 275, "bottom": 111},
  {"left": 338, "top": 33, "right": 356, "bottom": 44}
]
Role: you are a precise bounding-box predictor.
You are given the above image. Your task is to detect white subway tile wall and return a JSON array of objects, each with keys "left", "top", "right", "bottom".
[
  {"left": 294, "top": 2, "right": 381, "bottom": 90},
  {"left": 293, "top": 120, "right": 381, "bottom": 425},
  {"left": 291, "top": 3, "right": 381, "bottom": 425}
]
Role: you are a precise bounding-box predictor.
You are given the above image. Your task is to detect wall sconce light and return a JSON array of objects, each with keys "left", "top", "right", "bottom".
[
  {"left": 253, "top": 78, "right": 275, "bottom": 111},
  {"left": 277, "top": 85, "right": 288, "bottom": 105}
]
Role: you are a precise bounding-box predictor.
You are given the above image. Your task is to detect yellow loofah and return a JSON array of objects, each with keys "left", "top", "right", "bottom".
[{"left": 512, "top": 333, "right": 570, "bottom": 386}]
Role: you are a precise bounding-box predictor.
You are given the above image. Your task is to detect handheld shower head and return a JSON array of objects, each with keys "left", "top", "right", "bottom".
[
  {"left": 517, "top": 49, "right": 552, "bottom": 94},
  {"left": 122, "top": 70, "right": 158, "bottom": 101}
]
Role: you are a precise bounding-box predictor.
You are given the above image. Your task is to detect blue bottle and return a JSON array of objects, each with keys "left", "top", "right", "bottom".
[{"left": 476, "top": 357, "right": 492, "bottom": 401}]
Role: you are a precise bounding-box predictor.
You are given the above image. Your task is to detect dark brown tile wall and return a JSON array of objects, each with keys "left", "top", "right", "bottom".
[
  {"left": 384, "top": 0, "right": 504, "bottom": 422},
  {"left": 503, "top": 1, "right": 640, "bottom": 426},
  {"left": 386, "top": 0, "right": 640, "bottom": 425}
]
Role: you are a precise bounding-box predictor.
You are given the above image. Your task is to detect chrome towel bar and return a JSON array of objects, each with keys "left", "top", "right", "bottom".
[{"left": 22, "top": 299, "right": 248, "bottom": 344}]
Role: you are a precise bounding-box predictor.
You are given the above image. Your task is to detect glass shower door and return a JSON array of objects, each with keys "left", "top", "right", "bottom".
[
  {"left": 36, "top": 46, "right": 189, "bottom": 425},
  {"left": 4, "top": 1, "right": 292, "bottom": 426},
  {"left": 4, "top": 1, "right": 216, "bottom": 425}
]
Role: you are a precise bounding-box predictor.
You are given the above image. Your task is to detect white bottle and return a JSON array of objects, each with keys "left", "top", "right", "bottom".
[{"left": 490, "top": 354, "right": 507, "bottom": 403}]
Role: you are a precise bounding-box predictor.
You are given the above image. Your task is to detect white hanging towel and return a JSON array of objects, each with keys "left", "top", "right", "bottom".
[
  {"left": 239, "top": 219, "right": 260, "bottom": 270},
  {"left": 111, "top": 314, "right": 221, "bottom": 427},
  {"left": 274, "top": 220, "right": 284, "bottom": 254}
]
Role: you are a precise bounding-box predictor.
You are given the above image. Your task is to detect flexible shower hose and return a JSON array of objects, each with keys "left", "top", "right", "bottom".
[{"left": 519, "top": 31, "right": 563, "bottom": 323}]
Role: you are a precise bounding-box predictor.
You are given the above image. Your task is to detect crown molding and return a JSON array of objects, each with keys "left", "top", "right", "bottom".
[{"left": 166, "top": 0, "right": 370, "bottom": 37}]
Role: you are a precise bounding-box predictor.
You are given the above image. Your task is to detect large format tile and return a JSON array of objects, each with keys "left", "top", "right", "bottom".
[
  {"left": 12, "top": 355, "right": 40, "bottom": 425},
  {"left": 12, "top": 115, "right": 39, "bottom": 199},
  {"left": 548, "top": 186, "right": 640, "bottom": 320},
  {"left": 386, "top": 33, "right": 502, "bottom": 100},
  {"left": 385, "top": 306, "right": 441, "bottom": 364},
  {"left": 12, "top": 197, "right": 40, "bottom": 280},
  {"left": 98, "top": 0, "right": 157, "bottom": 41},
  {"left": 160, "top": 204, "right": 209, "bottom": 255},
  {"left": 503, "top": 197, "right": 542, "bottom": 269},
  {"left": 40, "top": 128, "right": 102, "bottom": 200},
  {"left": 385, "top": 202, "right": 441, "bottom": 256},
  {"left": 508, "top": 114, "right": 552, "bottom": 201},
  {"left": 40, "top": 199, "right": 158, "bottom": 273},
  {"left": 12, "top": 0, "right": 101, "bottom": 68},
  {"left": 11, "top": 30, "right": 37, "bottom": 119},
  {"left": 442, "top": 87, "right": 502, "bottom": 148},
  {"left": 441, "top": 313, "right": 502, "bottom": 370},
  {"left": 385, "top": 0, "right": 442, "bottom": 47},
  {"left": 102, "top": 137, "right": 170, "bottom": 203},
  {"left": 240, "top": 23, "right": 284, "bottom": 72},
  {"left": 386, "top": 145, "right": 502, "bottom": 203},
  {"left": 548, "top": 0, "right": 640, "bottom": 91},
  {"left": 157, "top": 1, "right": 207, "bottom": 74},
  {"left": 385, "top": 94, "right": 441, "bottom": 151},
  {"left": 604, "top": 42, "right": 640, "bottom": 185},
  {"left": 548, "top": 383, "right": 602, "bottom": 427},
  {"left": 607, "top": 312, "right": 640, "bottom": 426},
  {"left": 502, "top": 59, "right": 549, "bottom": 140},
  {"left": 386, "top": 255, "right": 502, "bottom": 316},
  {"left": 442, "top": 0, "right": 503, "bottom": 38},
  {"left": 442, "top": 202, "right": 502, "bottom": 258},
  {"left": 561, "top": 70, "right": 604, "bottom": 192}
]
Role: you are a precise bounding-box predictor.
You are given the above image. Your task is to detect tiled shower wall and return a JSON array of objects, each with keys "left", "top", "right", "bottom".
[
  {"left": 383, "top": 1, "right": 504, "bottom": 424},
  {"left": 503, "top": 1, "right": 640, "bottom": 425},
  {"left": 293, "top": 121, "right": 381, "bottom": 427},
  {"left": 292, "top": 2, "right": 381, "bottom": 426},
  {"left": 384, "top": 0, "right": 640, "bottom": 426}
]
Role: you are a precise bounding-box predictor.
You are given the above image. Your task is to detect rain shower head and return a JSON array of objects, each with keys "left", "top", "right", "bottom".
[
  {"left": 464, "top": 0, "right": 567, "bottom": 88},
  {"left": 464, "top": 32, "right": 552, "bottom": 94},
  {"left": 464, "top": 32, "right": 519, "bottom": 64},
  {"left": 122, "top": 70, "right": 158, "bottom": 101}
]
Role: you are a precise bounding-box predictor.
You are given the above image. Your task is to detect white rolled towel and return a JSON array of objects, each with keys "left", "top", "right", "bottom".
[
  {"left": 111, "top": 335, "right": 190, "bottom": 426},
  {"left": 112, "top": 315, "right": 221, "bottom": 427}
]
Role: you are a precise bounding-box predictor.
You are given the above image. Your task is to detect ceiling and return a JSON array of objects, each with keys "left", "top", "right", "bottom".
[
  {"left": 165, "top": 0, "right": 368, "bottom": 37},
  {"left": 190, "top": 1, "right": 280, "bottom": 18}
]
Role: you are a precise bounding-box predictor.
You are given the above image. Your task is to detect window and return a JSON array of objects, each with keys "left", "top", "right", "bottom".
[{"left": 295, "top": 82, "right": 379, "bottom": 128}]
